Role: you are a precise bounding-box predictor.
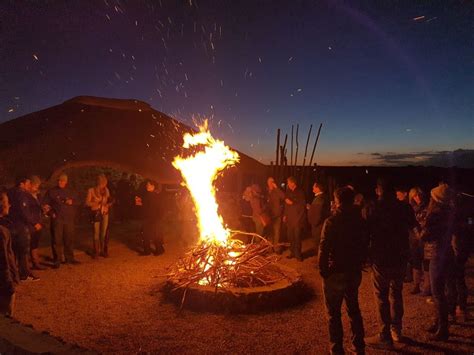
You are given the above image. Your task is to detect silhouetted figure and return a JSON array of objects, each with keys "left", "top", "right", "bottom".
[
  {"left": 136, "top": 180, "right": 164, "bottom": 256},
  {"left": 319, "top": 187, "right": 369, "bottom": 355},
  {"left": 421, "top": 184, "right": 456, "bottom": 341},
  {"left": 0, "top": 190, "right": 20, "bottom": 317},
  {"left": 283, "top": 176, "right": 306, "bottom": 261},
  {"left": 307, "top": 181, "right": 330, "bottom": 256},
  {"left": 366, "top": 179, "right": 416, "bottom": 349}
]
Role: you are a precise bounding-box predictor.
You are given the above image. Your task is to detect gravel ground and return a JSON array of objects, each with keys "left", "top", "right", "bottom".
[{"left": 13, "top": 222, "right": 474, "bottom": 354}]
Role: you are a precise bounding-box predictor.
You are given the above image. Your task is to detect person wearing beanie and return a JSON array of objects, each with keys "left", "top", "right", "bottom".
[{"left": 420, "top": 183, "right": 456, "bottom": 341}]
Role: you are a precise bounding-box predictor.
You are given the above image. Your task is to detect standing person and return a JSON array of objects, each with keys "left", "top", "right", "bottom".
[
  {"left": 28, "top": 176, "right": 46, "bottom": 270},
  {"left": 365, "top": 179, "right": 416, "bottom": 348},
  {"left": 115, "top": 173, "right": 131, "bottom": 223},
  {"left": 319, "top": 187, "right": 369, "bottom": 355},
  {"left": 283, "top": 176, "right": 306, "bottom": 261},
  {"left": 267, "top": 177, "right": 285, "bottom": 250},
  {"left": 8, "top": 177, "right": 40, "bottom": 280},
  {"left": 86, "top": 174, "right": 112, "bottom": 258},
  {"left": 408, "top": 187, "right": 427, "bottom": 294},
  {"left": 135, "top": 180, "right": 164, "bottom": 256},
  {"left": 420, "top": 184, "right": 456, "bottom": 341},
  {"left": 242, "top": 184, "right": 266, "bottom": 236},
  {"left": 43, "top": 174, "right": 79, "bottom": 268},
  {"left": 307, "top": 181, "right": 330, "bottom": 256},
  {"left": 0, "top": 190, "right": 20, "bottom": 317}
]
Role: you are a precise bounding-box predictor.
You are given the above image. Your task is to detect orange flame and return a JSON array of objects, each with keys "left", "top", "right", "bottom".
[{"left": 172, "top": 121, "right": 239, "bottom": 246}]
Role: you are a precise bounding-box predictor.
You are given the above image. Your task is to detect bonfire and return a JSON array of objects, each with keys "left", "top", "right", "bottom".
[{"left": 167, "top": 122, "right": 286, "bottom": 290}]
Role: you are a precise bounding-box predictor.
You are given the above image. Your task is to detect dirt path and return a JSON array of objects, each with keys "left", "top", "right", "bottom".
[{"left": 12, "top": 223, "right": 474, "bottom": 354}]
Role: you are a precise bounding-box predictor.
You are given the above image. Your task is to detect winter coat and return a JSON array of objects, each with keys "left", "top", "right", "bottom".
[
  {"left": 268, "top": 188, "right": 285, "bottom": 218},
  {"left": 43, "top": 186, "right": 78, "bottom": 223},
  {"left": 0, "top": 223, "right": 20, "bottom": 295},
  {"left": 284, "top": 188, "right": 306, "bottom": 227},
  {"left": 307, "top": 192, "right": 330, "bottom": 227},
  {"left": 319, "top": 206, "right": 369, "bottom": 277},
  {"left": 368, "top": 197, "right": 417, "bottom": 268},
  {"left": 7, "top": 187, "right": 39, "bottom": 231},
  {"left": 421, "top": 203, "right": 455, "bottom": 263}
]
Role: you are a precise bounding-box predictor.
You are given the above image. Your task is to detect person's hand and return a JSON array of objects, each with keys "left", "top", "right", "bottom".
[
  {"left": 285, "top": 198, "right": 293, "bottom": 205},
  {"left": 283, "top": 216, "right": 287, "bottom": 223},
  {"left": 306, "top": 203, "right": 310, "bottom": 210},
  {"left": 42, "top": 205, "right": 51, "bottom": 213},
  {"left": 65, "top": 198, "right": 73, "bottom": 205},
  {"left": 34, "top": 223, "right": 42, "bottom": 231}
]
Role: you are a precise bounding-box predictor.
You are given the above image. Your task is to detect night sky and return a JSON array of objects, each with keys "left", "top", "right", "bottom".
[{"left": 1, "top": 1, "right": 473, "bottom": 166}]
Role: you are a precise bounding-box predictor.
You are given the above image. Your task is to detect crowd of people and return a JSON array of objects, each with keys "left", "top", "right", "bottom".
[
  {"left": 0, "top": 172, "right": 169, "bottom": 318},
  {"left": 242, "top": 175, "right": 472, "bottom": 354},
  {"left": 0, "top": 170, "right": 472, "bottom": 354}
]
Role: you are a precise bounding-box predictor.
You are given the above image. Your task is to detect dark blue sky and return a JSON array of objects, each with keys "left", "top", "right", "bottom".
[{"left": 1, "top": 0, "right": 473, "bottom": 166}]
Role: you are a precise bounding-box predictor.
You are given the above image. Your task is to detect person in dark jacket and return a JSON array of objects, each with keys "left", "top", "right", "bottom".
[
  {"left": 267, "top": 177, "right": 285, "bottom": 249},
  {"left": 8, "top": 177, "right": 41, "bottom": 280},
  {"left": 420, "top": 184, "right": 456, "bottom": 341},
  {"left": 43, "top": 174, "right": 79, "bottom": 268},
  {"left": 307, "top": 181, "right": 330, "bottom": 256},
  {"left": 319, "top": 186, "right": 369, "bottom": 355},
  {"left": 115, "top": 172, "right": 132, "bottom": 223},
  {"left": 0, "top": 190, "right": 20, "bottom": 317},
  {"left": 408, "top": 187, "right": 427, "bottom": 294},
  {"left": 28, "top": 176, "right": 46, "bottom": 270},
  {"left": 365, "top": 179, "right": 417, "bottom": 348},
  {"left": 283, "top": 176, "right": 306, "bottom": 261},
  {"left": 135, "top": 180, "right": 165, "bottom": 256}
]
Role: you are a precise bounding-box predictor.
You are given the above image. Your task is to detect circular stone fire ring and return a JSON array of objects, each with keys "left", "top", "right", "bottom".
[{"left": 162, "top": 264, "right": 311, "bottom": 313}]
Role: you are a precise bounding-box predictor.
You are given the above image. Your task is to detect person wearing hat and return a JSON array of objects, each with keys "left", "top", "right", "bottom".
[
  {"left": 43, "top": 173, "right": 79, "bottom": 268},
  {"left": 420, "top": 183, "right": 456, "bottom": 341}
]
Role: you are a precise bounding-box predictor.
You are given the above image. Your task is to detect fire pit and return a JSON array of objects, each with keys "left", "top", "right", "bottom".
[{"left": 163, "top": 122, "right": 309, "bottom": 313}]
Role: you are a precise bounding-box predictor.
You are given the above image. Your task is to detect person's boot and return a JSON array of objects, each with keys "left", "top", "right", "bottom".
[
  {"left": 421, "top": 271, "right": 431, "bottom": 296},
  {"left": 31, "top": 249, "right": 46, "bottom": 270},
  {"left": 411, "top": 269, "right": 422, "bottom": 294}
]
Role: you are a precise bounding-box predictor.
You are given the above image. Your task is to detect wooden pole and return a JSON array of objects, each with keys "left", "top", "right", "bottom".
[
  {"left": 294, "top": 124, "right": 299, "bottom": 177},
  {"left": 290, "top": 125, "right": 294, "bottom": 167},
  {"left": 275, "top": 128, "right": 280, "bottom": 179},
  {"left": 307, "top": 123, "right": 323, "bottom": 184},
  {"left": 308, "top": 123, "right": 322, "bottom": 168},
  {"left": 281, "top": 134, "right": 288, "bottom": 181},
  {"left": 302, "top": 124, "right": 313, "bottom": 168}
]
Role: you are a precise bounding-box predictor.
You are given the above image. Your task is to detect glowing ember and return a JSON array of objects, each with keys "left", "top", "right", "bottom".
[{"left": 172, "top": 120, "right": 239, "bottom": 246}]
